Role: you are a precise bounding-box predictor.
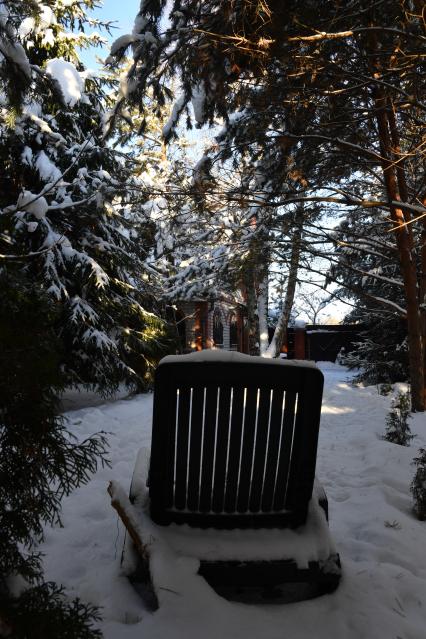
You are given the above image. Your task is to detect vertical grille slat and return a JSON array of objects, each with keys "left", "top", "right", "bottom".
[
  {"left": 164, "top": 387, "right": 179, "bottom": 509},
  {"left": 186, "top": 386, "right": 205, "bottom": 511},
  {"left": 284, "top": 396, "right": 300, "bottom": 507},
  {"left": 261, "top": 389, "right": 285, "bottom": 512},
  {"left": 273, "top": 391, "right": 298, "bottom": 511},
  {"left": 212, "top": 385, "right": 232, "bottom": 512},
  {"left": 223, "top": 386, "right": 245, "bottom": 513},
  {"left": 174, "top": 386, "right": 191, "bottom": 510},
  {"left": 249, "top": 387, "right": 272, "bottom": 512},
  {"left": 199, "top": 385, "right": 219, "bottom": 512},
  {"left": 236, "top": 387, "right": 258, "bottom": 513}
]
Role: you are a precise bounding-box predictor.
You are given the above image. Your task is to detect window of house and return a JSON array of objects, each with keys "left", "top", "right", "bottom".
[
  {"left": 229, "top": 313, "right": 238, "bottom": 349},
  {"left": 213, "top": 309, "right": 224, "bottom": 347}
]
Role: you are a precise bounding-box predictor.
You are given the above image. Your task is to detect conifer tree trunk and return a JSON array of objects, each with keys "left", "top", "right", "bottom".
[
  {"left": 265, "top": 205, "right": 303, "bottom": 358},
  {"left": 373, "top": 92, "right": 425, "bottom": 410},
  {"left": 366, "top": 27, "right": 425, "bottom": 411},
  {"left": 257, "top": 270, "right": 269, "bottom": 355},
  {"left": 420, "top": 199, "right": 426, "bottom": 408},
  {"left": 245, "top": 268, "right": 260, "bottom": 355}
]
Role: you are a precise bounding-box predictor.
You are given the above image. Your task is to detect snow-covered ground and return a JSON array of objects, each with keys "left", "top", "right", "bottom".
[{"left": 42, "top": 363, "right": 426, "bottom": 638}]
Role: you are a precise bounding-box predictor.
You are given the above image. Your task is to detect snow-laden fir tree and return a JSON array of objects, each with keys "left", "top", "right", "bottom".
[
  {"left": 383, "top": 392, "right": 414, "bottom": 446},
  {"left": 0, "top": 0, "right": 169, "bottom": 635},
  {"left": 411, "top": 449, "right": 426, "bottom": 521},
  {"left": 0, "top": 0, "right": 169, "bottom": 394}
]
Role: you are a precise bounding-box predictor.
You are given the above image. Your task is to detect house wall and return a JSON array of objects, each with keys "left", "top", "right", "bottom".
[{"left": 177, "top": 299, "right": 247, "bottom": 353}]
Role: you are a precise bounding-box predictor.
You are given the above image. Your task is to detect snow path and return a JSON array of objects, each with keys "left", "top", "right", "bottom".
[{"left": 42, "top": 363, "right": 426, "bottom": 638}]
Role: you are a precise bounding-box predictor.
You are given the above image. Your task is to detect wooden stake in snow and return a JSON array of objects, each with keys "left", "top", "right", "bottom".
[
  {"left": 108, "top": 481, "right": 159, "bottom": 610},
  {"left": 107, "top": 480, "right": 149, "bottom": 560}
]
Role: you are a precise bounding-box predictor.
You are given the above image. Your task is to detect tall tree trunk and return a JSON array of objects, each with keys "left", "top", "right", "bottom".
[
  {"left": 374, "top": 94, "right": 425, "bottom": 410},
  {"left": 242, "top": 264, "right": 260, "bottom": 355},
  {"left": 246, "top": 278, "right": 260, "bottom": 355},
  {"left": 264, "top": 205, "right": 304, "bottom": 358},
  {"left": 243, "top": 208, "right": 270, "bottom": 356},
  {"left": 367, "top": 29, "right": 424, "bottom": 409},
  {"left": 257, "top": 269, "right": 269, "bottom": 355},
  {"left": 420, "top": 196, "right": 426, "bottom": 408}
]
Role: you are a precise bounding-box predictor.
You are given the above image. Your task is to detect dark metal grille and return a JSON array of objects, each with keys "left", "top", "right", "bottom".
[{"left": 149, "top": 356, "right": 323, "bottom": 529}]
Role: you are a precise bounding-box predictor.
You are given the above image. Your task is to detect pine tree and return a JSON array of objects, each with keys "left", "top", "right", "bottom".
[
  {"left": 112, "top": 0, "right": 426, "bottom": 409},
  {"left": 383, "top": 392, "right": 413, "bottom": 446},
  {"left": 411, "top": 449, "right": 426, "bottom": 521}
]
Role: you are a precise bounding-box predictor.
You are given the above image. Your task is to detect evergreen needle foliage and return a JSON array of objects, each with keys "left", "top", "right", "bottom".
[
  {"left": 383, "top": 392, "right": 413, "bottom": 446},
  {"left": 0, "top": 0, "right": 171, "bottom": 395},
  {"left": 0, "top": 269, "right": 108, "bottom": 636},
  {"left": 3, "top": 582, "right": 102, "bottom": 639},
  {"left": 411, "top": 449, "right": 426, "bottom": 522}
]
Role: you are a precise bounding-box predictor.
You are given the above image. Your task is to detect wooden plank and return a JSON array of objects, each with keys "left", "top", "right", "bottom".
[
  {"left": 212, "top": 385, "right": 232, "bottom": 513},
  {"left": 161, "top": 385, "right": 179, "bottom": 511},
  {"left": 249, "top": 387, "right": 272, "bottom": 512},
  {"left": 199, "top": 385, "right": 219, "bottom": 512},
  {"left": 108, "top": 481, "right": 159, "bottom": 611},
  {"left": 174, "top": 386, "right": 192, "bottom": 509},
  {"left": 236, "top": 386, "right": 258, "bottom": 512},
  {"left": 261, "top": 388, "right": 285, "bottom": 512},
  {"left": 273, "top": 390, "right": 297, "bottom": 511},
  {"left": 186, "top": 386, "right": 205, "bottom": 511},
  {"left": 223, "top": 386, "right": 244, "bottom": 513}
]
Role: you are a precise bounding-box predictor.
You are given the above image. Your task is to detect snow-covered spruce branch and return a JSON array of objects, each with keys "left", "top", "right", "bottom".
[
  {"left": 47, "top": 195, "right": 98, "bottom": 211},
  {"left": 306, "top": 263, "right": 407, "bottom": 317},
  {"left": 2, "top": 136, "right": 96, "bottom": 217},
  {"left": 284, "top": 218, "right": 400, "bottom": 254},
  {"left": 305, "top": 222, "right": 399, "bottom": 255},
  {"left": 303, "top": 240, "right": 405, "bottom": 289},
  {"left": 302, "top": 226, "right": 399, "bottom": 263},
  {"left": 261, "top": 195, "right": 426, "bottom": 219},
  {"left": 323, "top": 254, "right": 404, "bottom": 290},
  {"left": 124, "top": 184, "right": 426, "bottom": 219},
  {"left": 192, "top": 25, "right": 425, "bottom": 51},
  {"left": 0, "top": 235, "right": 66, "bottom": 261}
]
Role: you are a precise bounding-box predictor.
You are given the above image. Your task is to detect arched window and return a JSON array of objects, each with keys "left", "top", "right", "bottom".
[
  {"left": 229, "top": 313, "right": 238, "bottom": 349},
  {"left": 213, "top": 308, "right": 224, "bottom": 347}
]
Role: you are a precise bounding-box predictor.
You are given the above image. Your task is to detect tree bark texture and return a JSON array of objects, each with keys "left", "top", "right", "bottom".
[
  {"left": 265, "top": 206, "right": 304, "bottom": 358},
  {"left": 373, "top": 92, "right": 425, "bottom": 410},
  {"left": 257, "top": 269, "right": 269, "bottom": 355}
]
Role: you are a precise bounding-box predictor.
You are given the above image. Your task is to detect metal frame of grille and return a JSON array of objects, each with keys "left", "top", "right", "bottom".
[{"left": 149, "top": 355, "right": 324, "bottom": 529}]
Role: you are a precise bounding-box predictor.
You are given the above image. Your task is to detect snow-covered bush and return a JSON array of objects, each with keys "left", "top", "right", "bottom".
[
  {"left": 411, "top": 449, "right": 426, "bottom": 521},
  {"left": 383, "top": 391, "right": 413, "bottom": 446}
]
